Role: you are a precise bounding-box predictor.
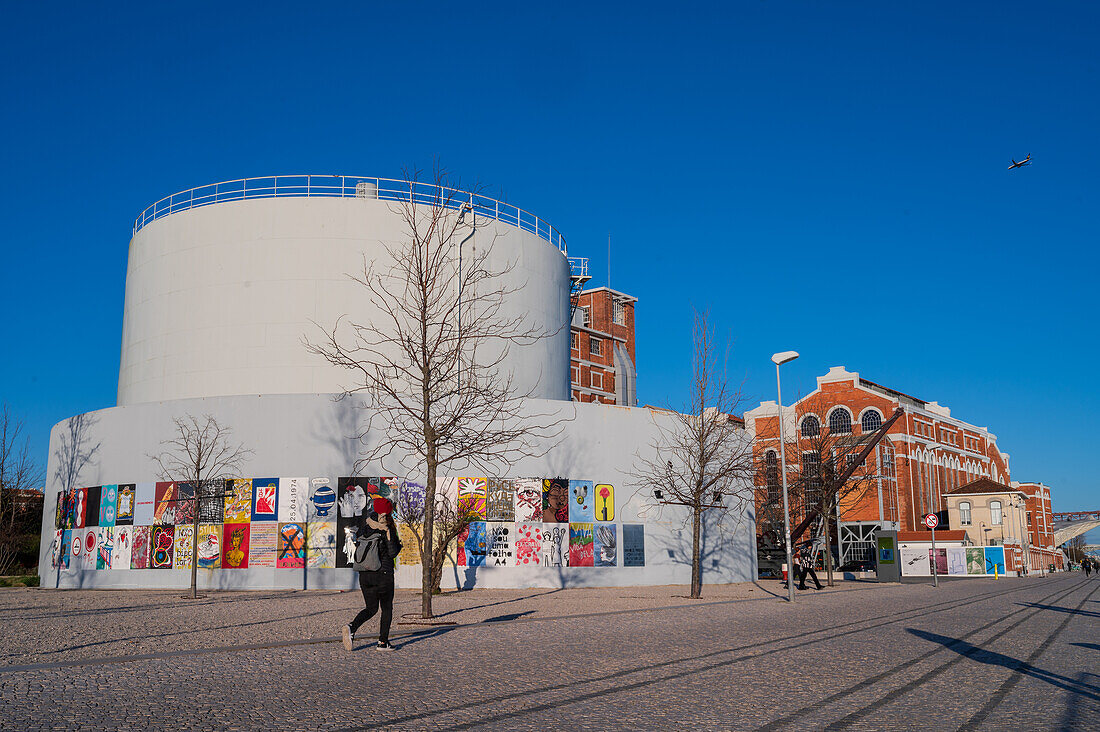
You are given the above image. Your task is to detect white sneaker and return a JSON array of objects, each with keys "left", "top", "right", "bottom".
[{"left": 342, "top": 625, "right": 354, "bottom": 651}]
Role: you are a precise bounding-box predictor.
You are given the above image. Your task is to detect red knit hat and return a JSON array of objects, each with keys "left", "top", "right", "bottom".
[{"left": 373, "top": 497, "right": 393, "bottom": 515}]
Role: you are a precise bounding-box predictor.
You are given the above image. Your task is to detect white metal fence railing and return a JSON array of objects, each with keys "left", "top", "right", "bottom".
[{"left": 132, "top": 174, "right": 569, "bottom": 254}]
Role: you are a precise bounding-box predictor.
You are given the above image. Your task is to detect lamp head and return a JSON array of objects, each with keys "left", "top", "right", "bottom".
[{"left": 771, "top": 351, "right": 799, "bottom": 366}]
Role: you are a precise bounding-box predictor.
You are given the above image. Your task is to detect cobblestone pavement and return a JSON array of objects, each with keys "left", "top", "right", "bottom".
[{"left": 1, "top": 574, "right": 1097, "bottom": 730}]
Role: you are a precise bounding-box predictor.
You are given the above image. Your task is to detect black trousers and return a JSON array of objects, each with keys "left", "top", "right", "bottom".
[
  {"left": 798, "top": 564, "right": 822, "bottom": 589},
  {"left": 350, "top": 570, "right": 395, "bottom": 642}
]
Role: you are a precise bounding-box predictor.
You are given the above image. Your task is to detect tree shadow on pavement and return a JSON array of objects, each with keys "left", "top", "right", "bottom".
[
  {"left": 907, "top": 629, "right": 1100, "bottom": 702},
  {"left": 1015, "top": 601, "right": 1100, "bottom": 619}
]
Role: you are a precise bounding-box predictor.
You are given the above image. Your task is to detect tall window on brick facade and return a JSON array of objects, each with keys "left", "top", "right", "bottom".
[
  {"left": 861, "top": 410, "right": 882, "bottom": 433},
  {"left": 765, "top": 450, "right": 779, "bottom": 503},
  {"left": 959, "top": 501, "right": 972, "bottom": 525},
  {"left": 1027, "top": 511, "right": 1032, "bottom": 527},
  {"left": 589, "top": 337, "right": 602, "bottom": 356},
  {"left": 612, "top": 300, "right": 625, "bottom": 325},
  {"left": 571, "top": 332, "right": 578, "bottom": 350},
  {"left": 591, "top": 371, "right": 603, "bottom": 389},
  {"left": 829, "top": 409, "right": 852, "bottom": 434},
  {"left": 578, "top": 306, "right": 590, "bottom": 327},
  {"left": 990, "top": 500, "right": 1003, "bottom": 525},
  {"left": 801, "top": 415, "right": 820, "bottom": 438},
  {"left": 802, "top": 451, "right": 822, "bottom": 506}
]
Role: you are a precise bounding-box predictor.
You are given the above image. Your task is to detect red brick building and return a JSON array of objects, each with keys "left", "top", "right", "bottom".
[
  {"left": 745, "top": 366, "right": 1016, "bottom": 567},
  {"left": 569, "top": 287, "right": 637, "bottom": 405}
]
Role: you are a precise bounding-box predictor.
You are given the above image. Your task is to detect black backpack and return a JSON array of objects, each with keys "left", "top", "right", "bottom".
[{"left": 352, "top": 532, "right": 384, "bottom": 572}]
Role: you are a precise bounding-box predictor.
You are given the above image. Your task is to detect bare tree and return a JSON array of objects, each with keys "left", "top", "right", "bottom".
[
  {"left": 392, "top": 480, "right": 479, "bottom": 595},
  {"left": 53, "top": 413, "right": 100, "bottom": 496},
  {"left": 0, "top": 405, "right": 44, "bottom": 575},
  {"left": 307, "top": 165, "right": 568, "bottom": 618},
  {"left": 1064, "top": 535, "right": 1086, "bottom": 566},
  {"left": 149, "top": 414, "right": 252, "bottom": 598},
  {"left": 631, "top": 311, "right": 755, "bottom": 599},
  {"left": 754, "top": 395, "right": 900, "bottom": 585}
]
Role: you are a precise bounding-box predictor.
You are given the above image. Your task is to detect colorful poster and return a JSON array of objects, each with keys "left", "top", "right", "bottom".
[
  {"left": 99, "top": 485, "right": 118, "bottom": 527},
  {"left": 61, "top": 489, "right": 77, "bottom": 529},
  {"left": 458, "top": 521, "right": 488, "bottom": 566},
  {"left": 396, "top": 524, "right": 421, "bottom": 565},
  {"left": 307, "top": 522, "right": 336, "bottom": 569},
  {"left": 131, "top": 526, "right": 151, "bottom": 569},
  {"left": 70, "top": 528, "right": 85, "bottom": 567},
  {"left": 540, "top": 524, "right": 569, "bottom": 567},
  {"left": 396, "top": 481, "right": 426, "bottom": 525},
  {"left": 133, "top": 483, "right": 155, "bottom": 525},
  {"left": 966, "top": 547, "right": 985, "bottom": 575},
  {"left": 224, "top": 479, "right": 252, "bottom": 523},
  {"left": 151, "top": 526, "right": 174, "bottom": 569},
  {"left": 82, "top": 528, "right": 98, "bottom": 569},
  {"left": 114, "top": 526, "right": 133, "bottom": 569},
  {"left": 174, "top": 483, "right": 196, "bottom": 525},
  {"left": 985, "top": 546, "right": 1006, "bottom": 575},
  {"left": 251, "top": 478, "right": 279, "bottom": 522},
  {"left": 222, "top": 524, "right": 250, "bottom": 568},
  {"left": 73, "top": 488, "right": 87, "bottom": 528},
  {"left": 174, "top": 525, "right": 195, "bottom": 569},
  {"left": 594, "top": 524, "right": 617, "bottom": 567},
  {"left": 55, "top": 492, "right": 65, "bottom": 529},
  {"left": 947, "top": 546, "right": 967, "bottom": 576},
  {"left": 115, "top": 484, "right": 136, "bottom": 525},
  {"left": 458, "top": 478, "right": 487, "bottom": 519},
  {"left": 436, "top": 477, "right": 459, "bottom": 511},
  {"left": 569, "top": 523, "right": 594, "bottom": 567},
  {"left": 58, "top": 530, "right": 72, "bottom": 569},
  {"left": 513, "top": 480, "right": 542, "bottom": 523},
  {"left": 153, "top": 482, "right": 178, "bottom": 525},
  {"left": 277, "top": 477, "right": 308, "bottom": 523},
  {"left": 197, "top": 525, "right": 220, "bottom": 569},
  {"left": 569, "top": 481, "right": 595, "bottom": 523},
  {"left": 515, "top": 523, "right": 542, "bottom": 567},
  {"left": 277, "top": 522, "right": 306, "bottom": 568},
  {"left": 486, "top": 522, "right": 513, "bottom": 566},
  {"left": 96, "top": 528, "right": 114, "bottom": 569},
  {"left": 307, "top": 477, "right": 338, "bottom": 520},
  {"left": 594, "top": 484, "right": 615, "bottom": 522},
  {"left": 85, "top": 486, "right": 102, "bottom": 527},
  {"left": 623, "top": 524, "right": 645, "bottom": 567},
  {"left": 249, "top": 521, "right": 278, "bottom": 567},
  {"left": 379, "top": 476, "right": 403, "bottom": 499},
  {"left": 929, "top": 547, "right": 948, "bottom": 575},
  {"left": 335, "top": 477, "right": 369, "bottom": 568},
  {"left": 542, "top": 478, "right": 569, "bottom": 523},
  {"left": 486, "top": 480, "right": 515, "bottom": 521}
]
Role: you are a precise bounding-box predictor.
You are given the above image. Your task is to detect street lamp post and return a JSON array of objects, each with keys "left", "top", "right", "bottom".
[{"left": 772, "top": 350, "right": 799, "bottom": 603}]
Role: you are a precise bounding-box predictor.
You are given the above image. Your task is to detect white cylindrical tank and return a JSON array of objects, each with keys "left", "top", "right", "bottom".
[{"left": 117, "top": 192, "right": 571, "bottom": 405}]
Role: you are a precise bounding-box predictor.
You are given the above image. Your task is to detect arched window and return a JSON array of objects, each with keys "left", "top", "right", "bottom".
[
  {"left": 990, "top": 500, "right": 1003, "bottom": 525},
  {"left": 764, "top": 451, "right": 779, "bottom": 503},
  {"left": 801, "top": 415, "right": 820, "bottom": 438},
  {"left": 959, "top": 501, "right": 972, "bottom": 525},
  {"left": 861, "top": 410, "right": 882, "bottom": 433},
  {"left": 829, "top": 409, "right": 852, "bottom": 435}
]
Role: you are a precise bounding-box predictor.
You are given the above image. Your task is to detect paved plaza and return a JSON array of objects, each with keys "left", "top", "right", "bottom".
[{"left": 1, "top": 574, "right": 1097, "bottom": 730}]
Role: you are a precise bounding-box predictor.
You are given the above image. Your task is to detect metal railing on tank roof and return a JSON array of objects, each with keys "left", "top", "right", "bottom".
[{"left": 132, "top": 174, "right": 569, "bottom": 254}]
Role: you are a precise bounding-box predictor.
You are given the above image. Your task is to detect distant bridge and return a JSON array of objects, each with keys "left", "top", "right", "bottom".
[{"left": 1053, "top": 510, "right": 1100, "bottom": 546}]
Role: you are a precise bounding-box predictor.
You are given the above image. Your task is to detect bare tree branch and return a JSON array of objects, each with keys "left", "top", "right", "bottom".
[{"left": 305, "top": 164, "right": 571, "bottom": 617}]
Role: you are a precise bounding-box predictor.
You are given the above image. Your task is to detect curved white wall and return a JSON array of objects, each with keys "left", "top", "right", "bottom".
[{"left": 117, "top": 197, "right": 571, "bottom": 405}]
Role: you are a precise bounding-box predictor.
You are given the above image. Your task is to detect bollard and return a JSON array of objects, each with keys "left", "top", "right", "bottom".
[{"left": 995, "top": 566, "right": 999, "bottom": 580}]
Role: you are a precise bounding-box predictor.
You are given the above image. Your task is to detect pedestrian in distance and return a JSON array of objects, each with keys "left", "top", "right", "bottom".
[
  {"left": 1086, "top": 559, "right": 1092, "bottom": 578},
  {"left": 343, "top": 497, "right": 402, "bottom": 651},
  {"left": 796, "top": 545, "right": 823, "bottom": 590}
]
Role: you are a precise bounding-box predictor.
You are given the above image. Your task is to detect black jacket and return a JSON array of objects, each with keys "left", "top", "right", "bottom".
[{"left": 355, "top": 512, "right": 403, "bottom": 573}]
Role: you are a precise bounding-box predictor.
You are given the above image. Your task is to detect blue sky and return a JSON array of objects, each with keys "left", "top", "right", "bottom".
[{"left": 2, "top": 3, "right": 1097, "bottom": 531}]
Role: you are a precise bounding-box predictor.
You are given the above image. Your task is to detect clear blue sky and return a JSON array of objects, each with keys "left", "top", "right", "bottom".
[{"left": 2, "top": 3, "right": 1097, "bottom": 532}]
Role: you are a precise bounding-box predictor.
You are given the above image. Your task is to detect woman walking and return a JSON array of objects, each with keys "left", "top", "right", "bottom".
[{"left": 343, "top": 497, "right": 402, "bottom": 651}]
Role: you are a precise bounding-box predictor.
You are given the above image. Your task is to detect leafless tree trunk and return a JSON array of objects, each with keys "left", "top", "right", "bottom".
[
  {"left": 149, "top": 414, "right": 252, "bottom": 598},
  {"left": 393, "top": 482, "right": 479, "bottom": 594},
  {"left": 307, "top": 165, "right": 569, "bottom": 618},
  {"left": 631, "top": 310, "right": 754, "bottom": 599},
  {"left": 0, "top": 406, "right": 44, "bottom": 575}
]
